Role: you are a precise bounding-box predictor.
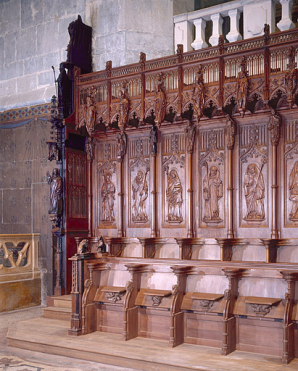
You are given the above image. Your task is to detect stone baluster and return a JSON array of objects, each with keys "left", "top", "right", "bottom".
[
  {"left": 277, "top": 0, "right": 295, "bottom": 31},
  {"left": 174, "top": 15, "right": 193, "bottom": 52},
  {"left": 209, "top": 13, "right": 223, "bottom": 47},
  {"left": 191, "top": 18, "right": 208, "bottom": 50},
  {"left": 226, "top": 9, "right": 242, "bottom": 42}
]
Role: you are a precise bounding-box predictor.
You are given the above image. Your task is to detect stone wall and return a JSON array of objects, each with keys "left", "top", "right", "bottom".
[
  {"left": 0, "top": 0, "right": 193, "bottom": 112},
  {"left": 0, "top": 116, "right": 56, "bottom": 303}
]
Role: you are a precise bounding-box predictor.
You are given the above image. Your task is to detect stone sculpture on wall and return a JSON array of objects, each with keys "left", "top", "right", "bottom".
[
  {"left": 101, "top": 172, "right": 116, "bottom": 222},
  {"left": 236, "top": 57, "right": 249, "bottom": 117},
  {"left": 192, "top": 65, "right": 205, "bottom": 119},
  {"left": 154, "top": 72, "right": 166, "bottom": 126},
  {"left": 243, "top": 163, "right": 265, "bottom": 221},
  {"left": 47, "top": 168, "right": 62, "bottom": 215},
  {"left": 132, "top": 169, "right": 149, "bottom": 222},
  {"left": 203, "top": 165, "right": 223, "bottom": 223},
  {"left": 166, "top": 168, "right": 183, "bottom": 222},
  {"left": 289, "top": 161, "right": 298, "bottom": 220}
]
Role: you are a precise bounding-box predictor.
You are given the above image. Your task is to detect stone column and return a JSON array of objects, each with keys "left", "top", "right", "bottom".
[
  {"left": 209, "top": 13, "right": 223, "bottom": 47},
  {"left": 277, "top": 0, "right": 295, "bottom": 31},
  {"left": 191, "top": 18, "right": 208, "bottom": 50},
  {"left": 226, "top": 9, "right": 242, "bottom": 42}
]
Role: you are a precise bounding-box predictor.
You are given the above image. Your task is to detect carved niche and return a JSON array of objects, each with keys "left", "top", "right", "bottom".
[
  {"left": 285, "top": 119, "right": 298, "bottom": 226},
  {"left": 199, "top": 129, "right": 225, "bottom": 227},
  {"left": 240, "top": 124, "right": 268, "bottom": 227},
  {"left": 129, "top": 137, "right": 150, "bottom": 227},
  {"left": 98, "top": 142, "right": 117, "bottom": 228},
  {"left": 162, "top": 133, "right": 185, "bottom": 227}
]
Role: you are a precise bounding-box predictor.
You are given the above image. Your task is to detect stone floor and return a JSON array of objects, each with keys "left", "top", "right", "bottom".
[{"left": 0, "top": 306, "right": 136, "bottom": 371}]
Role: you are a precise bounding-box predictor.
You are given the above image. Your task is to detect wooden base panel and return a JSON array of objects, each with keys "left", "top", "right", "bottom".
[{"left": 6, "top": 316, "right": 298, "bottom": 371}]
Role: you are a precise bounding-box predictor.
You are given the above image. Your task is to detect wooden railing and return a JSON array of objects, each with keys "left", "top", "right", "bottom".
[{"left": 74, "top": 28, "right": 298, "bottom": 128}]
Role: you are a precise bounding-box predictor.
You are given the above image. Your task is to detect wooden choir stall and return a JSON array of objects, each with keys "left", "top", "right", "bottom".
[{"left": 64, "top": 28, "right": 298, "bottom": 364}]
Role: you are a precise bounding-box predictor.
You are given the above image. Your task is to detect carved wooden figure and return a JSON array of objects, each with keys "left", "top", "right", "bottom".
[
  {"left": 154, "top": 72, "right": 166, "bottom": 126},
  {"left": 243, "top": 163, "right": 265, "bottom": 221},
  {"left": 236, "top": 57, "right": 249, "bottom": 117},
  {"left": 192, "top": 65, "right": 205, "bottom": 119}
]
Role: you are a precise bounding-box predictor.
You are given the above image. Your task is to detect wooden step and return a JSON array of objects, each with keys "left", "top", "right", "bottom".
[
  {"left": 53, "top": 295, "right": 72, "bottom": 309},
  {"left": 43, "top": 306, "right": 71, "bottom": 321}
]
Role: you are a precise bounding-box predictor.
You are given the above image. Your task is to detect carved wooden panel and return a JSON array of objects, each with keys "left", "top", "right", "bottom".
[
  {"left": 128, "top": 137, "right": 150, "bottom": 228},
  {"left": 162, "top": 133, "right": 185, "bottom": 228},
  {"left": 199, "top": 129, "right": 225, "bottom": 228},
  {"left": 284, "top": 119, "right": 298, "bottom": 227},
  {"left": 97, "top": 141, "right": 117, "bottom": 229},
  {"left": 66, "top": 150, "right": 87, "bottom": 219},
  {"left": 239, "top": 123, "right": 268, "bottom": 228}
]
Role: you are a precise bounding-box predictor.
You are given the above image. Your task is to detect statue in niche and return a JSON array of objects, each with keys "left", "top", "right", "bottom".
[
  {"left": 203, "top": 165, "right": 223, "bottom": 223},
  {"left": 57, "top": 62, "right": 71, "bottom": 118},
  {"left": 116, "top": 132, "right": 127, "bottom": 162},
  {"left": 243, "top": 163, "right": 265, "bottom": 221},
  {"left": 166, "top": 168, "right": 183, "bottom": 222},
  {"left": 132, "top": 169, "right": 149, "bottom": 222},
  {"left": 185, "top": 121, "right": 196, "bottom": 153},
  {"left": 149, "top": 124, "right": 158, "bottom": 155},
  {"left": 118, "top": 81, "right": 129, "bottom": 130},
  {"left": 289, "top": 161, "right": 298, "bottom": 220},
  {"left": 268, "top": 108, "right": 281, "bottom": 146},
  {"left": 46, "top": 168, "right": 62, "bottom": 215},
  {"left": 192, "top": 65, "right": 205, "bottom": 118},
  {"left": 154, "top": 72, "right": 166, "bottom": 126},
  {"left": 236, "top": 57, "right": 249, "bottom": 117},
  {"left": 101, "top": 172, "right": 116, "bottom": 222},
  {"left": 226, "top": 115, "right": 236, "bottom": 150}
]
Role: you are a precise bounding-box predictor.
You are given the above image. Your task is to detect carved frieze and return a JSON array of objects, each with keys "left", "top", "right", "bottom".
[
  {"left": 240, "top": 124, "right": 268, "bottom": 226},
  {"left": 199, "top": 129, "right": 225, "bottom": 227}
]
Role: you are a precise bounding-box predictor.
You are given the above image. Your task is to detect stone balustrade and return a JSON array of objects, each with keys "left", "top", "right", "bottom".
[
  {"left": 0, "top": 234, "right": 41, "bottom": 312},
  {"left": 174, "top": 0, "right": 296, "bottom": 52}
]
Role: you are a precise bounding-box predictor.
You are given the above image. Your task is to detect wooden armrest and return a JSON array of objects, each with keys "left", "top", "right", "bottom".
[
  {"left": 191, "top": 293, "right": 223, "bottom": 301},
  {"left": 143, "top": 289, "right": 172, "bottom": 297},
  {"left": 245, "top": 296, "right": 281, "bottom": 305},
  {"left": 101, "top": 286, "right": 126, "bottom": 293}
]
